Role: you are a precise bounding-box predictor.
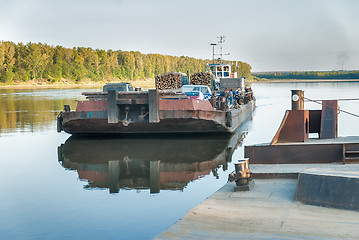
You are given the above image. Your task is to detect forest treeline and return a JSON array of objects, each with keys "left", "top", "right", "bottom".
[
  {"left": 0, "top": 41, "right": 252, "bottom": 83},
  {"left": 254, "top": 71, "right": 359, "bottom": 80}
]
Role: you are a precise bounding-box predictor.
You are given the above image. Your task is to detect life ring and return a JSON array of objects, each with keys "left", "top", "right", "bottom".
[{"left": 230, "top": 73, "right": 234, "bottom": 77}]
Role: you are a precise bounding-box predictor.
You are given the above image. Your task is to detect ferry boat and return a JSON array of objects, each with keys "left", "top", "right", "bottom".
[
  {"left": 57, "top": 85, "right": 254, "bottom": 135},
  {"left": 57, "top": 38, "right": 255, "bottom": 135}
]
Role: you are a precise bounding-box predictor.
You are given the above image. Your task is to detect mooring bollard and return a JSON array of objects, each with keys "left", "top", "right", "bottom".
[
  {"left": 229, "top": 158, "right": 254, "bottom": 191},
  {"left": 234, "top": 159, "right": 251, "bottom": 185}
]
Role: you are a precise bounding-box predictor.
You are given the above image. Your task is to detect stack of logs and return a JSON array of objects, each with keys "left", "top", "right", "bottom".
[
  {"left": 155, "top": 72, "right": 183, "bottom": 90},
  {"left": 190, "top": 72, "right": 212, "bottom": 86}
]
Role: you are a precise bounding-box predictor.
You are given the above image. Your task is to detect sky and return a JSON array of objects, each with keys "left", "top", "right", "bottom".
[{"left": 1, "top": 0, "right": 358, "bottom": 72}]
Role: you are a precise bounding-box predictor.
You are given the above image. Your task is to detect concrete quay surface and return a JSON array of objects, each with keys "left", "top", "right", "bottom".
[
  {"left": 156, "top": 164, "right": 359, "bottom": 239},
  {"left": 251, "top": 163, "right": 359, "bottom": 175}
]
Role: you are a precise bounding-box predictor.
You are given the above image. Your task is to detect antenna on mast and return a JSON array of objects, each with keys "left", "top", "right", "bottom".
[{"left": 217, "top": 35, "right": 229, "bottom": 63}]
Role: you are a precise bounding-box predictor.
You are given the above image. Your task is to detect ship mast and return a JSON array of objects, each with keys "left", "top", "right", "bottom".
[
  {"left": 208, "top": 36, "right": 233, "bottom": 80},
  {"left": 218, "top": 35, "right": 225, "bottom": 62},
  {"left": 210, "top": 43, "right": 217, "bottom": 61},
  {"left": 216, "top": 35, "right": 229, "bottom": 63}
]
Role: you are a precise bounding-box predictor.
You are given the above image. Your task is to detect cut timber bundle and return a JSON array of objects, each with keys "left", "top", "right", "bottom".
[
  {"left": 190, "top": 72, "right": 212, "bottom": 86},
  {"left": 155, "top": 72, "right": 186, "bottom": 90}
]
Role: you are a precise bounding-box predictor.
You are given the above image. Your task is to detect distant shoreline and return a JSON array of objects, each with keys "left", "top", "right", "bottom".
[
  {"left": 250, "top": 79, "right": 359, "bottom": 83},
  {"left": 1, "top": 78, "right": 358, "bottom": 90},
  {"left": 0, "top": 83, "right": 105, "bottom": 89},
  {"left": 0, "top": 79, "right": 155, "bottom": 89}
]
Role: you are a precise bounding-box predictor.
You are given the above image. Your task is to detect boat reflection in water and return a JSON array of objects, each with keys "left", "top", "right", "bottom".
[{"left": 58, "top": 131, "right": 246, "bottom": 194}]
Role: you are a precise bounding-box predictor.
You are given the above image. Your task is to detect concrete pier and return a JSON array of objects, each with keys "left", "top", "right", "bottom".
[
  {"left": 156, "top": 164, "right": 359, "bottom": 239},
  {"left": 296, "top": 168, "right": 359, "bottom": 210}
]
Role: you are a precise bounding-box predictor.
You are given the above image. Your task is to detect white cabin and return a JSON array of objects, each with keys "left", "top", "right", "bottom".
[{"left": 208, "top": 63, "right": 237, "bottom": 79}]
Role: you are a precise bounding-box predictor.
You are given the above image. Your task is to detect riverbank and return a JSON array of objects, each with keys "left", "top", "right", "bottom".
[
  {"left": 251, "top": 78, "right": 359, "bottom": 83},
  {"left": 0, "top": 78, "right": 156, "bottom": 89},
  {"left": 2, "top": 78, "right": 359, "bottom": 89}
]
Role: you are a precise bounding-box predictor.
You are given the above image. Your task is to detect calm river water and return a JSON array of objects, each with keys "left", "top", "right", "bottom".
[{"left": 1, "top": 82, "right": 359, "bottom": 239}]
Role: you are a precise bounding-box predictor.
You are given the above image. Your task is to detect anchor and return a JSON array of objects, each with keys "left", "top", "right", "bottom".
[
  {"left": 122, "top": 107, "right": 132, "bottom": 126},
  {"left": 139, "top": 106, "right": 149, "bottom": 121}
]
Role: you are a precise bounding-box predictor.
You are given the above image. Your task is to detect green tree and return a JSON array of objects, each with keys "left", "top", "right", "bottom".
[
  {"left": 0, "top": 41, "right": 16, "bottom": 82},
  {"left": 24, "top": 43, "right": 51, "bottom": 79}
]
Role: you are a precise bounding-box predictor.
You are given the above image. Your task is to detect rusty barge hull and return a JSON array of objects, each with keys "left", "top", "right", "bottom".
[{"left": 61, "top": 100, "right": 255, "bottom": 135}]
